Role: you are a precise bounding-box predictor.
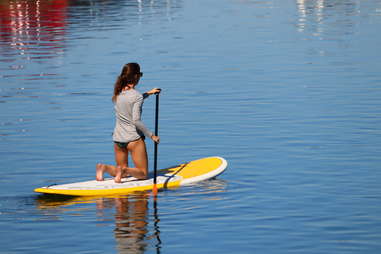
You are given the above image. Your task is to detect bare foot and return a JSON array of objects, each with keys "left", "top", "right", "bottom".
[
  {"left": 114, "top": 166, "right": 122, "bottom": 183},
  {"left": 96, "top": 163, "right": 105, "bottom": 181}
]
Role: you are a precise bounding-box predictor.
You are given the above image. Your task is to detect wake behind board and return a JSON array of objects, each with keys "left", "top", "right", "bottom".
[{"left": 34, "top": 156, "right": 227, "bottom": 196}]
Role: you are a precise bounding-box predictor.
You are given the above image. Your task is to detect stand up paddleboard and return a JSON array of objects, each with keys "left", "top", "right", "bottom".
[{"left": 34, "top": 156, "right": 227, "bottom": 196}]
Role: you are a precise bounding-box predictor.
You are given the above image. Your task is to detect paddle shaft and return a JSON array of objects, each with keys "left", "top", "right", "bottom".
[
  {"left": 153, "top": 95, "right": 161, "bottom": 248},
  {"left": 153, "top": 93, "right": 159, "bottom": 186}
]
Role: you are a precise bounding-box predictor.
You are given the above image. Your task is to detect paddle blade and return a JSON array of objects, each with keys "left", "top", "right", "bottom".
[{"left": 152, "top": 184, "right": 158, "bottom": 197}]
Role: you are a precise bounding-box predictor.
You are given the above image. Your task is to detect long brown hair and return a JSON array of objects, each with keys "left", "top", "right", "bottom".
[{"left": 112, "top": 63, "right": 142, "bottom": 102}]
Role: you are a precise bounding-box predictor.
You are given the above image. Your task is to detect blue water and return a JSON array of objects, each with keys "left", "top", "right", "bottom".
[{"left": 1, "top": 0, "right": 381, "bottom": 253}]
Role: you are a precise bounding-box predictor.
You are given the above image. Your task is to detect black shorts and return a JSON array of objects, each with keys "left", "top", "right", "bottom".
[
  {"left": 114, "top": 141, "right": 129, "bottom": 149},
  {"left": 114, "top": 136, "right": 145, "bottom": 149}
]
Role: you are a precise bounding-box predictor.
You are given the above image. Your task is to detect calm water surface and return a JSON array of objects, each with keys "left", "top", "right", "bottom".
[{"left": 1, "top": 0, "right": 381, "bottom": 253}]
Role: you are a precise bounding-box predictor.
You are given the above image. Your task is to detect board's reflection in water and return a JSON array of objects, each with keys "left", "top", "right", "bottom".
[{"left": 35, "top": 180, "right": 227, "bottom": 253}]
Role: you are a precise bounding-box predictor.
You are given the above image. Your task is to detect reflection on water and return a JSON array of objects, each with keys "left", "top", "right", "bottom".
[
  {"left": 0, "top": 0, "right": 67, "bottom": 61},
  {"left": 97, "top": 195, "right": 150, "bottom": 254},
  {"left": 294, "top": 0, "right": 381, "bottom": 37},
  {"left": 0, "top": 0, "right": 182, "bottom": 74},
  {"left": 36, "top": 193, "right": 158, "bottom": 254},
  {"left": 296, "top": 0, "right": 356, "bottom": 36},
  {"left": 34, "top": 180, "right": 227, "bottom": 253}
]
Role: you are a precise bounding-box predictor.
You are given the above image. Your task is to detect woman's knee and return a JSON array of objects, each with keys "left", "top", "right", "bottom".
[{"left": 139, "top": 171, "right": 148, "bottom": 180}]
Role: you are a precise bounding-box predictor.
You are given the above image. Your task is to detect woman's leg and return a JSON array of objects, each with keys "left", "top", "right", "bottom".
[
  {"left": 96, "top": 143, "right": 129, "bottom": 182},
  {"left": 124, "top": 138, "right": 148, "bottom": 180}
]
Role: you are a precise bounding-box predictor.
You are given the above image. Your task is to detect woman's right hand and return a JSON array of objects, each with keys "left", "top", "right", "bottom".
[
  {"left": 152, "top": 135, "right": 160, "bottom": 144},
  {"left": 147, "top": 88, "right": 161, "bottom": 95}
]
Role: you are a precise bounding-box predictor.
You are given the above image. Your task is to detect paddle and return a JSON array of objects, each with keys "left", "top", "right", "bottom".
[{"left": 152, "top": 90, "right": 160, "bottom": 196}]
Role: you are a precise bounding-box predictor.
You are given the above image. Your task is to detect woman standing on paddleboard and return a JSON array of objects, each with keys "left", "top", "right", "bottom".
[{"left": 96, "top": 63, "right": 160, "bottom": 183}]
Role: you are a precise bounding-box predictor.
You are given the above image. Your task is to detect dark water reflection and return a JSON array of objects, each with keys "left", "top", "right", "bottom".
[
  {"left": 36, "top": 192, "right": 160, "bottom": 254},
  {"left": 107, "top": 195, "right": 150, "bottom": 254}
]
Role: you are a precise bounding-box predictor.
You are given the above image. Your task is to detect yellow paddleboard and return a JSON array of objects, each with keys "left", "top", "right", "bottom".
[{"left": 34, "top": 156, "right": 227, "bottom": 196}]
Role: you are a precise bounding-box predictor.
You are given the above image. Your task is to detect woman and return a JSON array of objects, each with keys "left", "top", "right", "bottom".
[{"left": 96, "top": 63, "right": 160, "bottom": 183}]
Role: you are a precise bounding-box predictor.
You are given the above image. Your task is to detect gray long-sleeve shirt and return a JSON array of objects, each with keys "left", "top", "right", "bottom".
[{"left": 112, "top": 89, "right": 153, "bottom": 143}]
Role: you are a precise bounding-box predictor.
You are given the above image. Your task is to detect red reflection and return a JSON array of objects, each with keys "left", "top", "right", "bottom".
[{"left": 0, "top": 0, "right": 68, "bottom": 58}]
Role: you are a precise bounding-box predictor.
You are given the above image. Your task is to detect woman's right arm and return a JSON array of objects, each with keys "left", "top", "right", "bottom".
[
  {"left": 143, "top": 88, "right": 161, "bottom": 99},
  {"left": 132, "top": 95, "right": 160, "bottom": 143}
]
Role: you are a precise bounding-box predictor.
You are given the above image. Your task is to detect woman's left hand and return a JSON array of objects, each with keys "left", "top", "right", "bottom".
[{"left": 147, "top": 88, "right": 161, "bottom": 95}]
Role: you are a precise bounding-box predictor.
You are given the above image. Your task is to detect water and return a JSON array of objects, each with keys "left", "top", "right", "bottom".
[{"left": 1, "top": 0, "right": 381, "bottom": 253}]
